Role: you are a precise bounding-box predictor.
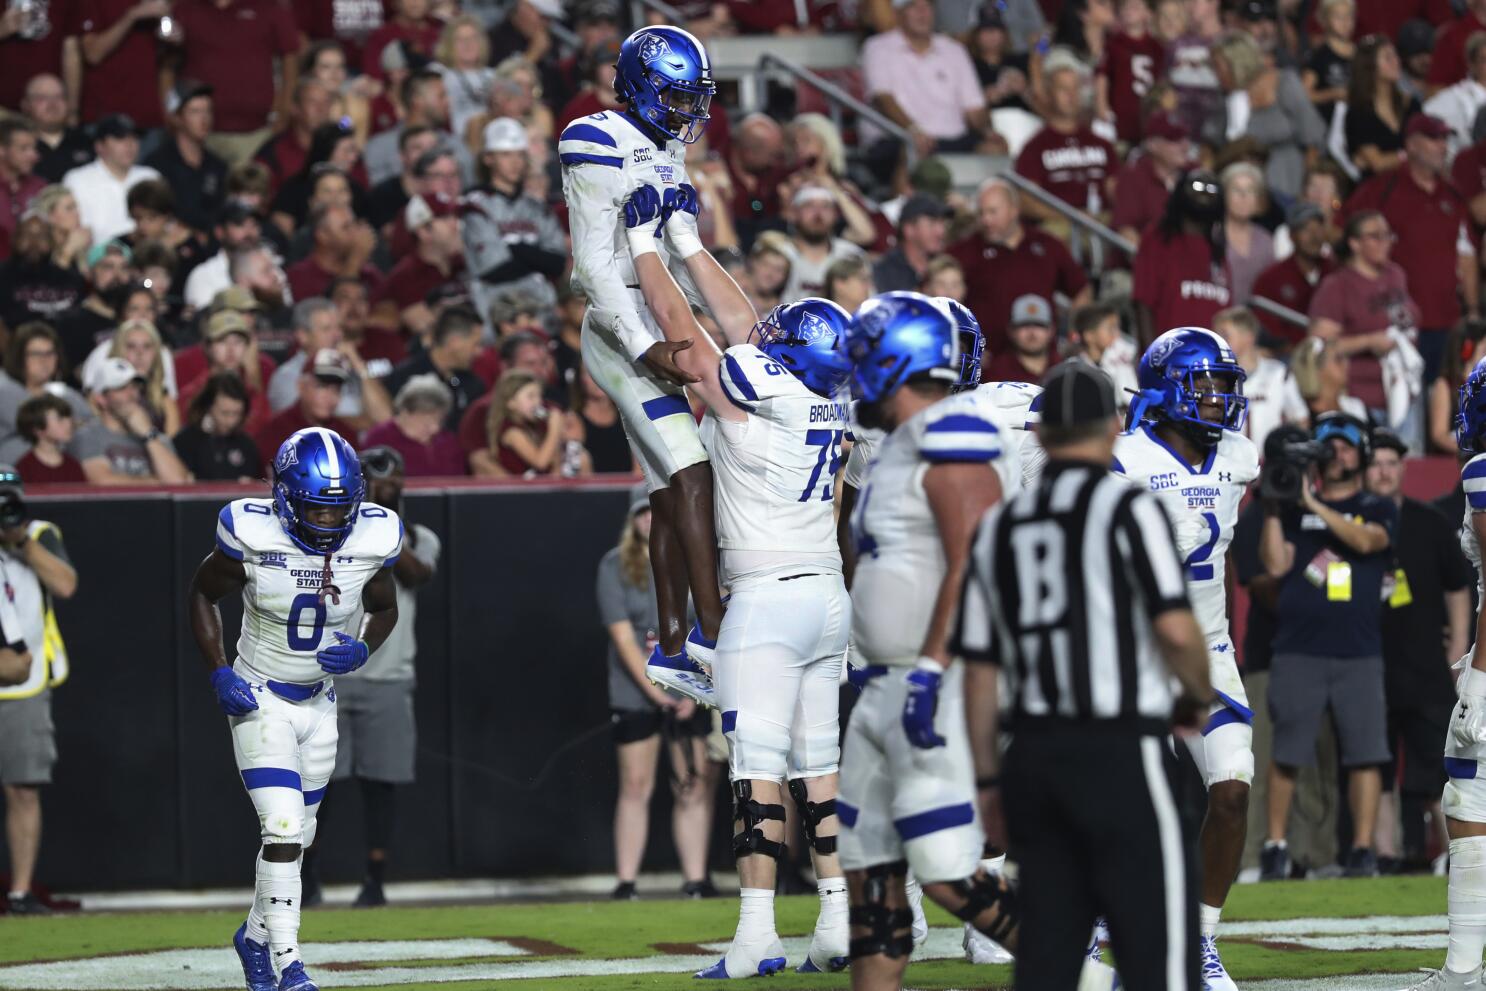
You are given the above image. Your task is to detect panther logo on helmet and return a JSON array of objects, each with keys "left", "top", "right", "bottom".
[
  {"left": 796, "top": 310, "right": 832, "bottom": 344},
  {"left": 638, "top": 33, "right": 675, "bottom": 66},
  {"left": 276, "top": 446, "right": 299, "bottom": 471},
  {"left": 1146, "top": 333, "right": 1183, "bottom": 370}
]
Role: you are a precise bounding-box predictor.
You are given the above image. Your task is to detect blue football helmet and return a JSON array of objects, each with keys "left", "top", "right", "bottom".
[
  {"left": 752, "top": 298, "right": 854, "bottom": 399},
  {"left": 1126, "top": 327, "right": 1248, "bottom": 447},
  {"left": 937, "top": 297, "right": 984, "bottom": 392},
  {"left": 846, "top": 291, "right": 959, "bottom": 404},
  {"left": 614, "top": 27, "right": 715, "bottom": 144},
  {"left": 271, "top": 428, "right": 364, "bottom": 554},
  {"left": 1459, "top": 356, "right": 1486, "bottom": 453}
]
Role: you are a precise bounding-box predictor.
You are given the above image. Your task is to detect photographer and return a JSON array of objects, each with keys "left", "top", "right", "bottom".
[
  {"left": 0, "top": 465, "right": 77, "bottom": 915},
  {"left": 1259, "top": 413, "right": 1396, "bottom": 880}
]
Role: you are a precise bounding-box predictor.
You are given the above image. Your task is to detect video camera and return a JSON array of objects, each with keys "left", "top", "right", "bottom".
[{"left": 1259, "top": 425, "right": 1331, "bottom": 503}]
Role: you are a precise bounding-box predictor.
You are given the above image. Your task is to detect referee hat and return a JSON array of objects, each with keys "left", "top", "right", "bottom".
[{"left": 1040, "top": 362, "right": 1117, "bottom": 429}]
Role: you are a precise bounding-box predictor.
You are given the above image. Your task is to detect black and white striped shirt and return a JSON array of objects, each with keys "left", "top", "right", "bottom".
[{"left": 956, "top": 459, "right": 1191, "bottom": 731}]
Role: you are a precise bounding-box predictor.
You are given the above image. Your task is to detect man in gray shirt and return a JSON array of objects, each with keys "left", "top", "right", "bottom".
[{"left": 71, "top": 358, "right": 190, "bottom": 484}]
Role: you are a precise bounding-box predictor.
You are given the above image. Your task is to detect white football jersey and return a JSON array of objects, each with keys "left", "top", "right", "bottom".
[
  {"left": 701, "top": 344, "right": 847, "bottom": 584},
  {"left": 850, "top": 391, "right": 1002, "bottom": 666},
  {"left": 1452, "top": 454, "right": 1486, "bottom": 761},
  {"left": 1241, "top": 356, "right": 1308, "bottom": 453},
  {"left": 215, "top": 498, "right": 403, "bottom": 685},
  {"left": 1113, "top": 424, "right": 1259, "bottom": 641}
]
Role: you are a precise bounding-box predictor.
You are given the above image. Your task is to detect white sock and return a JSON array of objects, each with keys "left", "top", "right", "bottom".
[
  {"left": 816, "top": 876, "right": 848, "bottom": 925},
  {"left": 1200, "top": 903, "right": 1222, "bottom": 939},
  {"left": 1266, "top": 838, "right": 1288, "bottom": 849},
  {"left": 258, "top": 854, "right": 304, "bottom": 968},
  {"left": 245, "top": 851, "right": 270, "bottom": 945},
  {"left": 1447, "top": 836, "right": 1486, "bottom": 975},
  {"left": 733, "top": 887, "right": 777, "bottom": 945}
]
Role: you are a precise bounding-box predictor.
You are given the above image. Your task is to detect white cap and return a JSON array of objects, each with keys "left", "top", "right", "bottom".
[
  {"left": 483, "top": 116, "right": 529, "bottom": 153},
  {"left": 87, "top": 356, "right": 142, "bottom": 394},
  {"left": 792, "top": 184, "right": 835, "bottom": 208},
  {"left": 524, "top": 0, "right": 564, "bottom": 17}
]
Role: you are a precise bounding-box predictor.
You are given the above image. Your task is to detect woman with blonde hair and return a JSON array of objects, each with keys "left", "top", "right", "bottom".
[
  {"left": 1291, "top": 335, "right": 1368, "bottom": 421},
  {"left": 481, "top": 369, "right": 567, "bottom": 477},
  {"left": 30, "top": 185, "right": 89, "bottom": 273},
  {"left": 780, "top": 113, "right": 881, "bottom": 249},
  {"left": 465, "top": 55, "right": 554, "bottom": 161},
  {"left": 1212, "top": 31, "right": 1326, "bottom": 201},
  {"left": 107, "top": 319, "right": 180, "bottom": 435},
  {"left": 435, "top": 15, "right": 495, "bottom": 139}
]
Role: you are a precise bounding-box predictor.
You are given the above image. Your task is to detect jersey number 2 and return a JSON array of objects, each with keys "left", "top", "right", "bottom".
[
  {"left": 1185, "top": 512, "right": 1221, "bottom": 581},
  {"left": 800, "top": 429, "right": 843, "bottom": 502},
  {"left": 287, "top": 592, "right": 327, "bottom": 651}
]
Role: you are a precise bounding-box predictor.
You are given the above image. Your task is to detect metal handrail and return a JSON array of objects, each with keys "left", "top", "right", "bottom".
[
  {"left": 756, "top": 51, "right": 912, "bottom": 147},
  {"left": 629, "top": 0, "right": 687, "bottom": 25}
]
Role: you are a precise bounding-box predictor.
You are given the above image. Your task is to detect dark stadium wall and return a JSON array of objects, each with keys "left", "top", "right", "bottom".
[{"left": 7, "top": 484, "right": 731, "bottom": 892}]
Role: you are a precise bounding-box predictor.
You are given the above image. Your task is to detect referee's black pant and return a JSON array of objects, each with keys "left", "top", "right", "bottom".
[{"left": 1005, "top": 722, "right": 1201, "bottom": 991}]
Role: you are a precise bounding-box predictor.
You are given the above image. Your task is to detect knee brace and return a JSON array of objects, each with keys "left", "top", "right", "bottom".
[
  {"left": 732, "top": 780, "right": 787, "bottom": 861},
  {"left": 849, "top": 860, "right": 913, "bottom": 960},
  {"left": 949, "top": 871, "right": 1019, "bottom": 945},
  {"left": 788, "top": 778, "right": 838, "bottom": 856}
]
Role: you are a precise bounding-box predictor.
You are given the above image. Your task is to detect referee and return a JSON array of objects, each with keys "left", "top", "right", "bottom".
[{"left": 958, "top": 363, "right": 1214, "bottom": 991}]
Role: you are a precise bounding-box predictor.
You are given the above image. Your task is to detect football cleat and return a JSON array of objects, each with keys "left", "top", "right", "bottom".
[
  {"left": 694, "top": 936, "right": 788, "bottom": 979},
  {"left": 685, "top": 622, "right": 717, "bottom": 675},
  {"left": 232, "top": 924, "right": 276, "bottom": 991},
  {"left": 1200, "top": 935, "right": 1237, "bottom": 991},
  {"left": 1397, "top": 967, "right": 1483, "bottom": 990},
  {"left": 277, "top": 960, "right": 319, "bottom": 991},
  {"left": 798, "top": 914, "right": 849, "bottom": 973},
  {"left": 646, "top": 644, "right": 716, "bottom": 707},
  {"left": 1259, "top": 841, "right": 1291, "bottom": 881},
  {"left": 963, "top": 922, "right": 1014, "bottom": 964}
]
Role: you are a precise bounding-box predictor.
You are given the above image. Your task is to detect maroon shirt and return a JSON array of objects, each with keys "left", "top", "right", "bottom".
[
  {"left": 1015, "top": 125, "right": 1116, "bottom": 210},
  {"left": 1132, "top": 228, "right": 1232, "bottom": 334},
  {"left": 1429, "top": 11, "right": 1486, "bottom": 88},
  {"left": 362, "top": 418, "right": 465, "bottom": 476},
  {"left": 0, "top": 175, "right": 46, "bottom": 239},
  {"left": 1346, "top": 167, "right": 1470, "bottom": 329},
  {"left": 1454, "top": 140, "right": 1486, "bottom": 205},
  {"left": 76, "top": 0, "right": 165, "bottom": 129},
  {"left": 175, "top": 0, "right": 298, "bottom": 134},
  {"left": 948, "top": 228, "right": 1088, "bottom": 356},
  {"left": 294, "top": 0, "right": 386, "bottom": 71},
  {"left": 983, "top": 350, "right": 1058, "bottom": 386},
  {"left": 1309, "top": 261, "right": 1419, "bottom": 409},
  {"left": 1251, "top": 255, "right": 1335, "bottom": 345},
  {"left": 361, "top": 16, "right": 442, "bottom": 79},
  {"left": 253, "top": 129, "right": 309, "bottom": 195},
  {"left": 1110, "top": 155, "right": 1171, "bottom": 238},
  {"left": 255, "top": 406, "right": 356, "bottom": 473},
  {"left": 0, "top": 0, "right": 76, "bottom": 111},
  {"left": 354, "top": 326, "right": 407, "bottom": 379},
  {"left": 1099, "top": 32, "right": 1165, "bottom": 143},
  {"left": 286, "top": 256, "right": 384, "bottom": 303},
  {"left": 17, "top": 449, "right": 85, "bottom": 484},
  {"left": 372, "top": 253, "right": 464, "bottom": 312}
]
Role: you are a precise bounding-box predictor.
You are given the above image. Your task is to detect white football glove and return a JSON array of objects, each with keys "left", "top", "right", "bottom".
[{"left": 1453, "top": 668, "right": 1486, "bottom": 748}]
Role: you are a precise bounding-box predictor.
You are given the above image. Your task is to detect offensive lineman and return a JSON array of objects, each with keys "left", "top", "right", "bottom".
[
  {"left": 189, "top": 428, "right": 402, "bottom": 991},
  {"left": 622, "top": 182, "right": 853, "bottom": 976},
  {"left": 1114, "top": 327, "right": 1258, "bottom": 990},
  {"left": 560, "top": 26, "right": 725, "bottom": 700}
]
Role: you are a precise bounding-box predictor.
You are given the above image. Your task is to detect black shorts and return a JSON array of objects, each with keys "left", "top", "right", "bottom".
[
  {"left": 611, "top": 706, "right": 711, "bottom": 745},
  {"left": 1384, "top": 700, "right": 1452, "bottom": 796}
]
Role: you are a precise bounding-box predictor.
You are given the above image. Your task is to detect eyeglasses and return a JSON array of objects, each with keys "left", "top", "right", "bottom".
[{"left": 24, "top": 348, "right": 56, "bottom": 359}]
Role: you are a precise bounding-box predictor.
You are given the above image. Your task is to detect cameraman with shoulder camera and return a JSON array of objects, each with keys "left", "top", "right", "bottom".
[
  {"left": 0, "top": 465, "right": 77, "bottom": 915},
  {"left": 1259, "top": 413, "right": 1396, "bottom": 880}
]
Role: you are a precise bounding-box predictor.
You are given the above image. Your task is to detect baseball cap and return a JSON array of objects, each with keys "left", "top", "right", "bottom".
[
  {"left": 792, "top": 184, "right": 836, "bottom": 208},
  {"left": 165, "top": 78, "right": 213, "bottom": 116},
  {"left": 203, "top": 309, "right": 252, "bottom": 342},
  {"left": 1286, "top": 201, "right": 1324, "bottom": 230},
  {"left": 308, "top": 348, "right": 351, "bottom": 383},
  {"left": 1238, "top": 0, "right": 1277, "bottom": 21},
  {"left": 217, "top": 199, "right": 259, "bottom": 227},
  {"left": 1398, "top": 19, "right": 1435, "bottom": 58},
  {"left": 909, "top": 157, "right": 953, "bottom": 201},
  {"left": 85, "top": 239, "right": 132, "bottom": 269},
  {"left": 483, "top": 116, "right": 529, "bottom": 153},
  {"left": 211, "top": 285, "right": 261, "bottom": 313},
  {"left": 1144, "top": 110, "right": 1190, "bottom": 143},
  {"left": 574, "top": 0, "right": 619, "bottom": 22},
  {"left": 1405, "top": 114, "right": 1452, "bottom": 140},
  {"left": 1039, "top": 362, "right": 1118, "bottom": 430},
  {"left": 93, "top": 113, "right": 140, "bottom": 140},
  {"left": 1010, "top": 294, "right": 1053, "bottom": 328},
  {"left": 1371, "top": 426, "right": 1408, "bottom": 457},
  {"left": 525, "top": 0, "right": 564, "bottom": 17},
  {"left": 405, "top": 192, "right": 461, "bottom": 230},
  {"left": 86, "top": 356, "right": 143, "bottom": 394},
  {"left": 629, "top": 482, "right": 650, "bottom": 516},
  {"left": 899, "top": 193, "right": 951, "bottom": 227},
  {"left": 487, "top": 288, "right": 543, "bottom": 325}
]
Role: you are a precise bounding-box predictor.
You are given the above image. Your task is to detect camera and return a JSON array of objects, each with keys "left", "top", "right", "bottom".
[
  {"left": 1259, "top": 425, "right": 1331, "bottom": 503},
  {"left": 0, "top": 487, "right": 28, "bottom": 531}
]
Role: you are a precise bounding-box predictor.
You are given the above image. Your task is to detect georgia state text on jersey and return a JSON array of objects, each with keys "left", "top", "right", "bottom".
[
  {"left": 703, "top": 343, "right": 847, "bottom": 584},
  {"left": 215, "top": 498, "right": 402, "bottom": 686},
  {"left": 1113, "top": 424, "right": 1258, "bottom": 641},
  {"left": 849, "top": 391, "right": 1001, "bottom": 666}
]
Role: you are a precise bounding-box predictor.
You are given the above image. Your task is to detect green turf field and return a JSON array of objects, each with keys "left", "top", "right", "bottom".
[{"left": 0, "top": 877, "right": 1457, "bottom": 990}]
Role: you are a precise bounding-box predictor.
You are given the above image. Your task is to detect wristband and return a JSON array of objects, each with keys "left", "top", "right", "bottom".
[
  {"left": 915, "top": 655, "right": 944, "bottom": 673},
  {"left": 666, "top": 221, "right": 706, "bottom": 260},
  {"left": 626, "top": 226, "right": 660, "bottom": 259}
]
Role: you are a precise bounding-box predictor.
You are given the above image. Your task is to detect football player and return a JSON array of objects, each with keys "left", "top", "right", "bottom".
[
  {"left": 1113, "top": 327, "right": 1258, "bottom": 990},
  {"left": 560, "top": 26, "right": 725, "bottom": 704},
  {"left": 622, "top": 182, "right": 853, "bottom": 977},
  {"left": 188, "top": 428, "right": 402, "bottom": 991}
]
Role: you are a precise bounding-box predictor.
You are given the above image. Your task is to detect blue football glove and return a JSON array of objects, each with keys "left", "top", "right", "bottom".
[
  {"left": 672, "top": 182, "right": 700, "bottom": 218},
  {"left": 902, "top": 659, "right": 947, "bottom": 749},
  {"left": 316, "top": 632, "right": 370, "bottom": 675},
  {"left": 210, "top": 667, "right": 258, "bottom": 716},
  {"left": 623, "top": 184, "right": 666, "bottom": 238}
]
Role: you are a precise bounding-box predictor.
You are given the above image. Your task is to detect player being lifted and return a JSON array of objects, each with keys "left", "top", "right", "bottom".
[
  {"left": 1114, "top": 327, "right": 1257, "bottom": 991},
  {"left": 621, "top": 180, "right": 853, "bottom": 977},
  {"left": 837, "top": 291, "right": 1019, "bottom": 991},
  {"left": 188, "top": 428, "right": 402, "bottom": 991},
  {"left": 560, "top": 26, "right": 725, "bottom": 700}
]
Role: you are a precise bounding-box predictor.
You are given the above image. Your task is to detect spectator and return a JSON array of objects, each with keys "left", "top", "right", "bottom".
[
  {"left": 1111, "top": 110, "right": 1191, "bottom": 247},
  {"left": 254, "top": 348, "right": 356, "bottom": 466},
  {"left": 1131, "top": 169, "right": 1230, "bottom": 344},
  {"left": 94, "top": 318, "right": 178, "bottom": 436},
  {"left": 1291, "top": 335, "right": 1370, "bottom": 420},
  {"left": 172, "top": 372, "right": 261, "bottom": 482},
  {"left": 14, "top": 394, "right": 85, "bottom": 484},
  {"left": 556, "top": 38, "right": 621, "bottom": 127},
  {"left": 471, "top": 55, "right": 556, "bottom": 162},
  {"left": 253, "top": 79, "right": 335, "bottom": 196},
  {"left": 1051, "top": 0, "right": 1116, "bottom": 65},
  {"left": 967, "top": 8, "right": 1032, "bottom": 118},
  {"left": 171, "top": 0, "right": 299, "bottom": 168},
  {"left": 268, "top": 122, "right": 369, "bottom": 236},
  {"left": 862, "top": 0, "right": 996, "bottom": 175},
  {"left": 366, "top": 126, "right": 440, "bottom": 232},
  {"left": 822, "top": 255, "right": 874, "bottom": 314},
  {"left": 0, "top": 322, "right": 91, "bottom": 461},
  {"left": 122, "top": 180, "right": 207, "bottom": 282},
  {"left": 76, "top": 0, "right": 169, "bottom": 131},
  {"left": 1212, "top": 31, "right": 1327, "bottom": 203},
  {"left": 364, "top": 70, "right": 472, "bottom": 188},
  {"left": 1366, "top": 427, "right": 1472, "bottom": 871},
  {"left": 464, "top": 117, "right": 566, "bottom": 326},
  {"left": 1213, "top": 305, "right": 1308, "bottom": 450},
  {"left": 364, "top": 0, "right": 442, "bottom": 79},
  {"left": 1302, "top": 0, "right": 1355, "bottom": 126},
  {"left": 1094, "top": 0, "right": 1161, "bottom": 142},
  {"left": 221, "top": 243, "right": 292, "bottom": 359},
  {"left": 60, "top": 114, "right": 158, "bottom": 246},
  {"left": 724, "top": 113, "right": 789, "bottom": 251},
  {"left": 951, "top": 176, "right": 1091, "bottom": 356},
  {"left": 380, "top": 145, "right": 462, "bottom": 261},
  {"left": 370, "top": 192, "right": 468, "bottom": 339},
  {"left": 556, "top": 1, "right": 620, "bottom": 104},
  {"left": 0, "top": 464, "right": 76, "bottom": 915},
  {"left": 486, "top": 0, "right": 563, "bottom": 102},
  {"left": 568, "top": 364, "right": 632, "bottom": 474},
  {"left": 1453, "top": 116, "right": 1486, "bottom": 231},
  {"left": 332, "top": 276, "right": 406, "bottom": 380},
  {"left": 1220, "top": 162, "right": 1275, "bottom": 305},
  {"left": 1015, "top": 50, "right": 1116, "bottom": 223},
  {"left": 919, "top": 255, "right": 966, "bottom": 301},
  {"left": 781, "top": 115, "right": 879, "bottom": 247},
  {"left": 267, "top": 297, "right": 391, "bottom": 431},
  {"left": 1272, "top": 164, "right": 1347, "bottom": 261},
  {"left": 182, "top": 201, "right": 263, "bottom": 311},
  {"left": 362, "top": 373, "right": 465, "bottom": 476},
  {"left": 1398, "top": 18, "right": 1437, "bottom": 104},
  {"left": 286, "top": 204, "right": 382, "bottom": 304},
  {"left": 1066, "top": 299, "right": 1137, "bottom": 402},
  {"left": 485, "top": 368, "right": 577, "bottom": 477},
  {"left": 1167, "top": 0, "right": 1224, "bottom": 140},
  {"left": 1345, "top": 115, "right": 1472, "bottom": 385},
  {"left": 1345, "top": 34, "right": 1419, "bottom": 179},
  {"left": 744, "top": 231, "right": 791, "bottom": 313},
  {"left": 1253, "top": 202, "right": 1337, "bottom": 350},
  {"left": 175, "top": 309, "right": 271, "bottom": 436},
  {"left": 383, "top": 304, "right": 487, "bottom": 432},
  {"left": 300, "top": 41, "right": 376, "bottom": 146},
  {"left": 1427, "top": 319, "right": 1486, "bottom": 455},
  {"left": 1258, "top": 413, "right": 1395, "bottom": 880},
  {"left": 74, "top": 356, "right": 190, "bottom": 483},
  {"left": 30, "top": 185, "right": 89, "bottom": 276},
  {"left": 296, "top": 5, "right": 385, "bottom": 73},
  {"left": 984, "top": 293, "right": 1059, "bottom": 384},
  {"left": 435, "top": 15, "right": 495, "bottom": 139},
  {"left": 871, "top": 195, "right": 949, "bottom": 294},
  {"left": 596, "top": 485, "right": 720, "bottom": 901},
  {"left": 0, "top": 0, "right": 70, "bottom": 111},
  {"left": 21, "top": 75, "right": 93, "bottom": 184},
  {"left": 458, "top": 329, "right": 545, "bottom": 471},
  {"left": 1427, "top": 0, "right": 1486, "bottom": 92},
  {"left": 776, "top": 186, "right": 865, "bottom": 304},
  {"left": 53, "top": 239, "right": 131, "bottom": 374},
  {"left": 0, "top": 215, "right": 85, "bottom": 330},
  {"left": 0, "top": 120, "right": 45, "bottom": 249},
  {"left": 1423, "top": 32, "right": 1486, "bottom": 162}
]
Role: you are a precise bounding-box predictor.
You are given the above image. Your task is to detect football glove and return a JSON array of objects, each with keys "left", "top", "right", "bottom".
[
  {"left": 623, "top": 184, "right": 667, "bottom": 257},
  {"left": 1455, "top": 667, "right": 1486, "bottom": 747},
  {"left": 317, "top": 632, "right": 370, "bottom": 675},
  {"left": 902, "top": 658, "right": 947, "bottom": 749},
  {"left": 665, "top": 182, "right": 705, "bottom": 259},
  {"left": 211, "top": 667, "right": 258, "bottom": 716}
]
